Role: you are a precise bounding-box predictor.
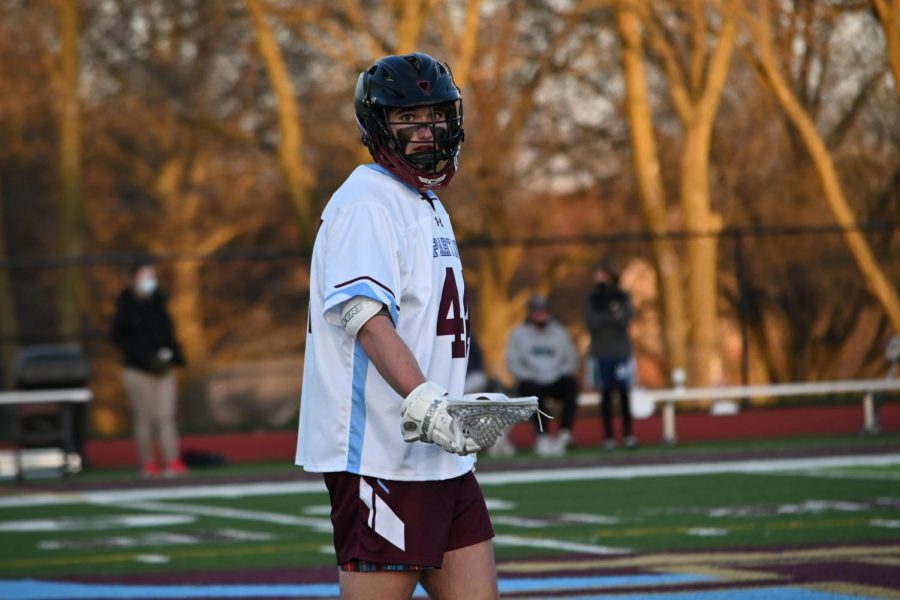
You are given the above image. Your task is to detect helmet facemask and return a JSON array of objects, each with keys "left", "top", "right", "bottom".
[{"left": 365, "top": 100, "right": 463, "bottom": 190}]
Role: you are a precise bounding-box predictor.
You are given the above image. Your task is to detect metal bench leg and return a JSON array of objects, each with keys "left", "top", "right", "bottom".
[{"left": 663, "top": 401, "right": 678, "bottom": 445}]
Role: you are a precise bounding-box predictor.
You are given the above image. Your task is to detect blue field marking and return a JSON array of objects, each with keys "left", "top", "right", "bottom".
[
  {"left": 495, "top": 572, "right": 714, "bottom": 592},
  {"left": 1, "top": 573, "right": 709, "bottom": 600},
  {"left": 0, "top": 579, "right": 340, "bottom": 599},
  {"left": 555, "top": 589, "right": 867, "bottom": 600},
  {"left": 0, "top": 579, "right": 878, "bottom": 600}
]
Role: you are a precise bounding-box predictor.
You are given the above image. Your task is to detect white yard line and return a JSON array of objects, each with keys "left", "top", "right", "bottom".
[
  {"left": 2, "top": 453, "right": 899, "bottom": 509},
  {"left": 0, "top": 479, "right": 326, "bottom": 508},
  {"left": 91, "top": 499, "right": 333, "bottom": 532},
  {"left": 474, "top": 454, "right": 900, "bottom": 486}
]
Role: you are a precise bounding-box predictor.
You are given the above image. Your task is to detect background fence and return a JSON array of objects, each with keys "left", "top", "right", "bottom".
[{"left": 0, "top": 223, "right": 897, "bottom": 438}]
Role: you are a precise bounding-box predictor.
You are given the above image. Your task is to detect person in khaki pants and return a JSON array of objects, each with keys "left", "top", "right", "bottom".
[{"left": 111, "top": 260, "right": 188, "bottom": 477}]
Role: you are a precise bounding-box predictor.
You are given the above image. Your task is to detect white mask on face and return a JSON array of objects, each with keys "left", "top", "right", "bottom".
[{"left": 137, "top": 277, "right": 158, "bottom": 296}]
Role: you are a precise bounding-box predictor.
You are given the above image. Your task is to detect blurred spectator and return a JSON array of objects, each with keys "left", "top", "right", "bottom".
[
  {"left": 584, "top": 261, "right": 637, "bottom": 449},
  {"left": 111, "top": 260, "right": 188, "bottom": 477},
  {"left": 505, "top": 295, "right": 579, "bottom": 457}
]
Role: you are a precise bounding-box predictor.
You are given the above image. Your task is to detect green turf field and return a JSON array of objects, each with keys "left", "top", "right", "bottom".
[{"left": 2, "top": 434, "right": 899, "bottom": 581}]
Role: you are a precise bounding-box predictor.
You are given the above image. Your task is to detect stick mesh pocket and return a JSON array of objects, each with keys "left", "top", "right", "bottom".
[{"left": 446, "top": 399, "right": 538, "bottom": 450}]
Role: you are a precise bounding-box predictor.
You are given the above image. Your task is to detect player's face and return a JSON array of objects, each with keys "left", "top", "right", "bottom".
[{"left": 387, "top": 105, "right": 450, "bottom": 167}]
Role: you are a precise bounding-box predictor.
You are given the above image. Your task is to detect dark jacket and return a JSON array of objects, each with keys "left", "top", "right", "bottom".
[
  {"left": 111, "top": 288, "right": 186, "bottom": 374},
  {"left": 584, "top": 284, "right": 633, "bottom": 359}
]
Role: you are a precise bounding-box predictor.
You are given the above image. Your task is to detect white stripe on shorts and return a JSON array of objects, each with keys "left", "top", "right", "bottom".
[{"left": 359, "top": 478, "right": 406, "bottom": 551}]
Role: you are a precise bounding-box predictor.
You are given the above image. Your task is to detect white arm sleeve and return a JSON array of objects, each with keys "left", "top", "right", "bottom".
[{"left": 341, "top": 295, "right": 389, "bottom": 337}]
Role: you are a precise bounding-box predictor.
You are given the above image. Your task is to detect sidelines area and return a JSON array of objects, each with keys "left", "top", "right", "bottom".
[
  {"left": 4, "top": 452, "right": 900, "bottom": 508},
  {"left": 2, "top": 448, "right": 900, "bottom": 598}
]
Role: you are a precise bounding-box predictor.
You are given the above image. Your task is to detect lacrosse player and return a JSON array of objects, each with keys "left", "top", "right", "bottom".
[{"left": 295, "top": 53, "right": 499, "bottom": 599}]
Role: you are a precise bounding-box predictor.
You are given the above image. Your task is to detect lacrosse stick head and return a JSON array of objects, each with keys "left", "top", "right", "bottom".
[{"left": 445, "top": 394, "right": 539, "bottom": 451}]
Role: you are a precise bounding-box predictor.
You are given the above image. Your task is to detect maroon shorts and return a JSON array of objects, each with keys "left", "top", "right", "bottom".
[{"left": 323, "top": 470, "right": 494, "bottom": 569}]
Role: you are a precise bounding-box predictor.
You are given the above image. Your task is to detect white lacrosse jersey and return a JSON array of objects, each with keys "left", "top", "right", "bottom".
[{"left": 295, "top": 164, "right": 475, "bottom": 481}]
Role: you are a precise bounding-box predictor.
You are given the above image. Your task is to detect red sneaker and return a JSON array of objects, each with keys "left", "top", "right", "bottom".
[
  {"left": 164, "top": 458, "right": 189, "bottom": 477},
  {"left": 141, "top": 461, "right": 161, "bottom": 478}
]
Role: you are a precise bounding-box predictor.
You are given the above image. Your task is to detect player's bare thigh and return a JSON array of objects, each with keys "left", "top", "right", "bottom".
[
  {"left": 339, "top": 569, "right": 420, "bottom": 600},
  {"left": 420, "top": 539, "right": 499, "bottom": 600}
]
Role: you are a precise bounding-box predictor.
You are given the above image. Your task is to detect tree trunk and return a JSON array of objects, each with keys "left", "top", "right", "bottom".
[
  {"left": 632, "top": 0, "right": 738, "bottom": 385},
  {"left": 744, "top": 2, "right": 900, "bottom": 332},
  {"left": 681, "top": 122, "right": 724, "bottom": 386},
  {"left": 56, "top": 0, "right": 83, "bottom": 342},
  {"left": 472, "top": 245, "right": 526, "bottom": 384},
  {"left": 169, "top": 257, "right": 208, "bottom": 431},
  {"left": 616, "top": 2, "right": 689, "bottom": 381},
  {"left": 246, "top": 0, "right": 315, "bottom": 247},
  {"left": 447, "top": 0, "right": 484, "bottom": 89},
  {"left": 0, "top": 176, "right": 19, "bottom": 389},
  {"left": 395, "top": 0, "right": 434, "bottom": 54}
]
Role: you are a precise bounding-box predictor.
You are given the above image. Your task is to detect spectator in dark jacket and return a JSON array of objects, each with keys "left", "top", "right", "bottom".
[
  {"left": 584, "top": 261, "right": 637, "bottom": 449},
  {"left": 111, "top": 260, "right": 188, "bottom": 477}
]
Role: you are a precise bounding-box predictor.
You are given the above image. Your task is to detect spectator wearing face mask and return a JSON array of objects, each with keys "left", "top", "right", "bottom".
[
  {"left": 111, "top": 259, "right": 188, "bottom": 478},
  {"left": 504, "top": 295, "right": 579, "bottom": 457},
  {"left": 584, "top": 261, "right": 637, "bottom": 450}
]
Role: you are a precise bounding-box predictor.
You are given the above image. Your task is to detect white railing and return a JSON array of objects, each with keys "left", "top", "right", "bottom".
[
  {"left": 0, "top": 388, "right": 92, "bottom": 405},
  {"left": 577, "top": 378, "right": 900, "bottom": 444}
]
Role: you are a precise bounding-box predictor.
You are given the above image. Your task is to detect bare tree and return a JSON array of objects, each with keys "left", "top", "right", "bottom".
[
  {"left": 615, "top": 0, "right": 689, "bottom": 381},
  {"left": 455, "top": 1, "right": 599, "bottom": 377},
  {"left": 54, "top": 0, "right": 84, "bottom": 342},
  {"left": 740, "top": 0, "right": 900, "bottom": 332},
  {"left": 245, "top": 0, "right": 317, "bottom": 247},
  {"left": 628, "top": 0, "right": 739, "bottom": 385}
]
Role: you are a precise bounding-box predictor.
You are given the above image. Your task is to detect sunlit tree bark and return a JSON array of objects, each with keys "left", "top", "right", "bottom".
[
  {"left": 246, "top": 0, "right": 316, "bottom": 247},
  {"left": 394, "top": 0, "right": 435, "bottom": 54},
  {"left": 435, "top": 0, "right": 484, "bottom": 88},
  {"left": 55, "top": 0, "right": 83, "bottom": 341},
  {"left": 741, "top": 0, "right": 900, "bottom": 332},
  {"left": 616, "top": 0, "right": 689, "bottom": 381},
  {"left": 640, "top": 0, "right": 739, "bottom": 385}
]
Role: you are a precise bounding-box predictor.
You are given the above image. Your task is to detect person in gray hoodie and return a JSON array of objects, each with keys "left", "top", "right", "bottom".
[
  {"left": 505, "top": 295, "right": 579, "bottom": 456},
  {"left": 584, "top": 261, "right": 637, "bottom": 449}
]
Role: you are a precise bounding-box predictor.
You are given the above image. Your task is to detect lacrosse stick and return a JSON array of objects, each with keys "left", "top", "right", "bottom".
[{"left": 444, "top": 393, "right": 549, "bottom": 452}]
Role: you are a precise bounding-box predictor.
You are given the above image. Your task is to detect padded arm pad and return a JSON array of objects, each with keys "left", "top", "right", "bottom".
[{"left": 340, "top": 296, "right": 388, "bottom": 337}]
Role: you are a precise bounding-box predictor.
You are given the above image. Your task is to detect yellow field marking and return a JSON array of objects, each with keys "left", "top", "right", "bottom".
[
  {"left": 0, "top": 542, "right": 325, "bottom": 570},
  {"left": 859, "top": 557, "right": 900, "bottom": 566},
  {"left": 498, "top": 543, "right": 900, "bottom": 573},
  {"left": 583, "top": 516, "right": 900, "bottom": 540},
  {"left": 810, "top": 582, "right": 900, "bottom": 599}
]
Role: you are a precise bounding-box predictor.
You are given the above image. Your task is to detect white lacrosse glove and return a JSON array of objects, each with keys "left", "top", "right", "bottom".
[{"left": 400, "top": 382, "right": 481, "bottom": 456}]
